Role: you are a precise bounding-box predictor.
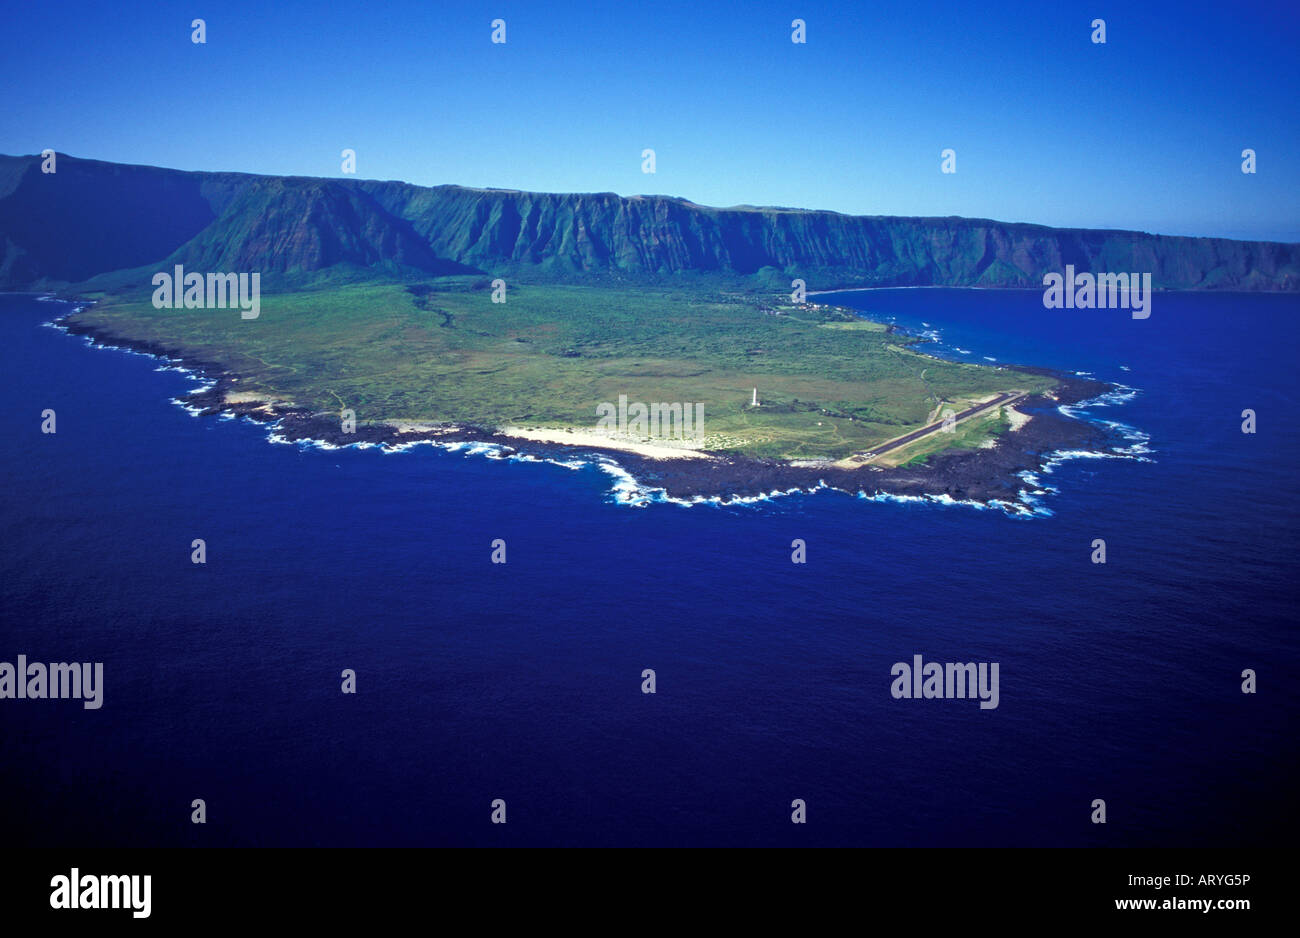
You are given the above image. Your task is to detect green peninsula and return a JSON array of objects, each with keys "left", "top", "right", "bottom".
[{"left": 69, "top": 278, "right": 1050, "bottom": 462}]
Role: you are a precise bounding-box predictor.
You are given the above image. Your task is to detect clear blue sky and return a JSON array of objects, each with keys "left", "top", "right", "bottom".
[{"left": 1, "top": 0, "right": 1296, "bottom": 240}]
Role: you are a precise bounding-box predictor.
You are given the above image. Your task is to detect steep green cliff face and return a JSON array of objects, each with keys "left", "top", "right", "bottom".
[{"left": 2, "top": 153, "right": 1296, "bottom": 291}]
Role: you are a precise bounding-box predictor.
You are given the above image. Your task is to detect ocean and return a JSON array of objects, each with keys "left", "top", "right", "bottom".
[{"left": 1, "top": 287, "right": 1296, "bottom": 846}]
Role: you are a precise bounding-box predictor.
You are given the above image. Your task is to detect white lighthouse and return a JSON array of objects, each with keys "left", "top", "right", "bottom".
[{"left": 751, "top": 387, "right": 759, "bottom": 407}]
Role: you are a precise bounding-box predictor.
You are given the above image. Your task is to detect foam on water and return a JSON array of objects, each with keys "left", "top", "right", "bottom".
[{"left": 44, "top": 292, "right": 1148, "bottom": 518}]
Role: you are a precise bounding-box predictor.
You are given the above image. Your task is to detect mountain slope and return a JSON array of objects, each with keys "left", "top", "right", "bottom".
[
  {"left": 161, "top": 176, "right": 469, "bottom": 276},
  {"left": 1, "top": 153, "right": 1296, "bottom": 291}
]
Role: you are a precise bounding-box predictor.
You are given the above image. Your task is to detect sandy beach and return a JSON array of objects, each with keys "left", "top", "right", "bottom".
[
  {"left": 499, "top": 426, "right": 714, "bottom": 461},
  {"left": 1005, "top": 405, "right": 1032, "bottom": 431}
]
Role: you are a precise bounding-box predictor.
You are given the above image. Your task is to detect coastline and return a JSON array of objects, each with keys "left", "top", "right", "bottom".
[
  {"left": 806, "top": 285, "right": 1041, "bottom": 296},
  {"left": 51, "top": 301, "right": 1125, "bottom": 512},
  {"left": 497, "top": 426, "right": 714, "bottom": 461}
]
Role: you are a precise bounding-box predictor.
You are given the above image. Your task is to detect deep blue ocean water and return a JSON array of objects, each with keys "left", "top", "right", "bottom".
[{"left": 1, "top": 288, "right": 1296, "bottom": 847}]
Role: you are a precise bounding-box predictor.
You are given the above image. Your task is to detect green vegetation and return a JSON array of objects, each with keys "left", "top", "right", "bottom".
[
  {"left": 894, "top": 408, "right": 1012, "bottom": 468},
  {"left": 7, "top": 155, "right": 1298, "bottom": 294},
  {"left": 71, "top": 278, "right": 1053, "bottom": 461}
]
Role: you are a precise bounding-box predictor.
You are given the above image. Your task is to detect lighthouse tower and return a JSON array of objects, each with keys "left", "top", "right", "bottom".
[{"left": 751, "top": 387, "right": 759, "bottom": 407}]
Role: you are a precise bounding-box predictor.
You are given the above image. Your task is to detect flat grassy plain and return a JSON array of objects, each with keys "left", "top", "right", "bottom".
[
  {"left": 887, "top": 408, "right": 1012, "bottom": 468},
  {"left": 70, "top": 279, "right": 1053, "bottom": 460}
]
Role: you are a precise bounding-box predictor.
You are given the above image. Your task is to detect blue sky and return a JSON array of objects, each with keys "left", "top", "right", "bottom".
[{"left": 1, "top": 0, "right": 1296, "bottom": 240}]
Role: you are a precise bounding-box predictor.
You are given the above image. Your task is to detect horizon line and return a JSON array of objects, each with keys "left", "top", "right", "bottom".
[{"left": 5, "top": 151, "right": 1297, "bottom": 247}]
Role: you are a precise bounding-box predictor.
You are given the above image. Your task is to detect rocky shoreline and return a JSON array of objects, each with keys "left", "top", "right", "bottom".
[
  {"left": 620, "top": 370, "right": 1112, "bottom": 504},
  {"left": 58, "top": 313, "right": 1117, "bottom": 508}
]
